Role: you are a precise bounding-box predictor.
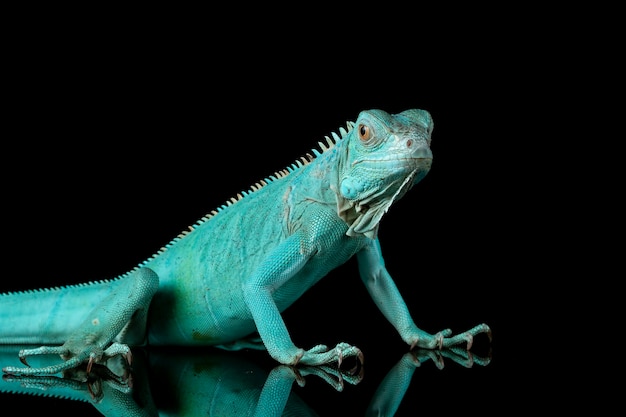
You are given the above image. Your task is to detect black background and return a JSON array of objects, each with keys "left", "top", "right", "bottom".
[{"left": 1, "top": 5, "right": 597, "bottom": 416}]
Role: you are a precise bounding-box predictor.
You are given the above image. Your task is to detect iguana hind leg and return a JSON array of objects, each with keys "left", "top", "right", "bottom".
[{"left": 2, "top": 268, "right": 159, "bottom": 376}]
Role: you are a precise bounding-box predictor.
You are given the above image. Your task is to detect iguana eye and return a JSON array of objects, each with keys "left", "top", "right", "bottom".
[{"left": 358, "top": 124, "right": 371, "bottom": 141}]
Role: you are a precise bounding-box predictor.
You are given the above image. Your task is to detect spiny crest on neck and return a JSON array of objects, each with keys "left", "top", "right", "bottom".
[{"left": 134, "top": 119, "right": 356, "bottom": 268}]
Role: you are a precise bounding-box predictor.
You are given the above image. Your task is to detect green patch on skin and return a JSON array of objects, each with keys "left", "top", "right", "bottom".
[{"left": 191, "top": 329, "right": 220, "bottom": 343}]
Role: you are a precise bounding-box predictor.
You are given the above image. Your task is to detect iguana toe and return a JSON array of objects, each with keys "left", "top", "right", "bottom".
[
  {"left": 3, "top": 355, "right": 84, "bottom": 376},
  {"left": 15, "top": 345, "right": 70, "bottom": 370}
]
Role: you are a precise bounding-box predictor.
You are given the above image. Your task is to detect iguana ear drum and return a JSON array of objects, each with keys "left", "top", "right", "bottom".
[{"left": 339, "top": 176, "right": 366, "bottom": 200}]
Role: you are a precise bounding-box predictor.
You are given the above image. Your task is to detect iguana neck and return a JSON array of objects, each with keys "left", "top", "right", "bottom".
[
  {"left": 318, "top": 134, "right": 418, "bottom": 240},
  {"left": 303, "top": 137, "right": 407, "bottom": 240}
]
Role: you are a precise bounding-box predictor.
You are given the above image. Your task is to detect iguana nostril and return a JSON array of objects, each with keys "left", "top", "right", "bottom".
[
  {"left": 413, "top": 145, "right": 432, "bottom": 159},
  {"left": 406, "top": 139, "right": 432, "bottom": 158}
]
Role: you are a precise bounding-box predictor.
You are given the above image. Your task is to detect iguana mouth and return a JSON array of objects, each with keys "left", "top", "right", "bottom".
[
  {"left": 351, "top": 158, "right": 431, "bottom": 180},
  {"left": 355, "top": 156, "right": 431, "bottom": 163},
  {"left": 354, "top": 154, "right": 432, "bottom": 171}
]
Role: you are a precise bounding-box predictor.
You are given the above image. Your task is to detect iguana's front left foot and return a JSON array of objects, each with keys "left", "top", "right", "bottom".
[{"left": 296, "top": 342, "right": 364, "bottom": 368}]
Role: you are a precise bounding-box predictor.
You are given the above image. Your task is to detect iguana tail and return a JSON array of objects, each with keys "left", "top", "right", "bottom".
[{"left": 0, "top": 280, "right": 123, "bottom": 345}]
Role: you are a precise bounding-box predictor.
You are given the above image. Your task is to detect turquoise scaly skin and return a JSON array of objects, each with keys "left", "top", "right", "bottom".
[{"left": 0, "top": 109, "right": 491, "bottom": 375}]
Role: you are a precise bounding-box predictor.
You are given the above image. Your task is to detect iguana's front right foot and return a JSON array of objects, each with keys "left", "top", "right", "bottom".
[{"left": 409, "top": 323, "right": 492, "bottom": 350}]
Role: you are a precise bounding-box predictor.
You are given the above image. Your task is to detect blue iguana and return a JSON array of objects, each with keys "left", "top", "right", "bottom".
[{"left": 0, "top": 108, "right": 491, "bottom": 376}]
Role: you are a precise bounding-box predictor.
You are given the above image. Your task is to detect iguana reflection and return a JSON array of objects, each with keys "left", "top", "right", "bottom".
[{"left": 0, "top": 345, "right": 489, "bottom": 416}]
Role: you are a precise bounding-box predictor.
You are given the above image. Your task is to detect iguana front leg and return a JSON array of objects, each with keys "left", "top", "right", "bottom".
[
  {"left": 356, "top": 239, "right": 492, "bottom": 350},
  {"left": 2, "top": 268, "right": 159, "bottom": 376},
  {"left": 242, "top": 233, "right": 363, "bottom": 367}
]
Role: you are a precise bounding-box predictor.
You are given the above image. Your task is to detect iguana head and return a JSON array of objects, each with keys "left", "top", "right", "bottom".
[{"left": 336, "top": 108, "right": 434, "bottom": 238}]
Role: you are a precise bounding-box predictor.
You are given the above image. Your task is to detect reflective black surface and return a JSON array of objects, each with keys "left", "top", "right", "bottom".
[{"left": 1, "top": 334, "right": 504, "bottom": 416}]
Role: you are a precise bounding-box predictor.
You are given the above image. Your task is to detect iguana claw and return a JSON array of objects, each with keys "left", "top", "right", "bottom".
[
  {"left": 19, "top": 353, "right": 30, "bottom": 368},
  {"left": 87, "top": 355, "right": 95, "bottom": 374},
  {"left": 337, "top": 346, "right": 344, "bottom": 368},
  {"left": 436, "top": 332, "right": 444, "bottom": 350}
]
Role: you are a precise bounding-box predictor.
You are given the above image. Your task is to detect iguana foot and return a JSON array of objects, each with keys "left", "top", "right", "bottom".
[
  {"left": 2, "top": 342, "right": 132, "bottom": 376},
  {"left": 297, "top": 342, "right": 364, "bottom": 368},
  {"left": 410, "top": 323, "right": 492, "bottom": 350},
  {"left": 408, "top": 346, "right": 491, "bottom": 369},
  {"left": 284, "top": 362, "right": 363, "bottom": 391}
]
